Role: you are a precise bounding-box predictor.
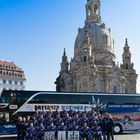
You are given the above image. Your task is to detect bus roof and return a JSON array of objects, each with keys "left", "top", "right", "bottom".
[{"left": 1, "top": 90, "right": 140, "bottom": 97}]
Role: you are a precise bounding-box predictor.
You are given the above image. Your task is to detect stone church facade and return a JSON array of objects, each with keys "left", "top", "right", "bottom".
[{"left": 55, "top": 0, "right": 137, "bottom": 93}]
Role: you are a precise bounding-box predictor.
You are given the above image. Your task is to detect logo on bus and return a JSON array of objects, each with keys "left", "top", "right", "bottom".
[{"left": 9, "top": 105, "right": 18, "bottom": 110}]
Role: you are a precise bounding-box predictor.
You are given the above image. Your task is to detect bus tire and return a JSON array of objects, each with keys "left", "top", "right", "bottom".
[{"left": 114, "top": 123, "right": 122, "bottom": 134}]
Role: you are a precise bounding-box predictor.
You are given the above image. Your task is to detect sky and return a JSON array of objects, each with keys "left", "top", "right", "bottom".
[{"left": 0, "top": 0, "right": 140, "bottom": 93}]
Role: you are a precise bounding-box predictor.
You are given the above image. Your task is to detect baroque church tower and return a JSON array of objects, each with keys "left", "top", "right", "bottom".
[{"left": 55, "top": 0, "right": 137, "bottom": 93}]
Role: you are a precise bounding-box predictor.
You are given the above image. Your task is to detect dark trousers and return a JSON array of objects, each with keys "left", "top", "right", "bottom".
[
  {"left": 80, "top": 133, "right": 89, "bottom": 140},
  {"left": 107, "top": 131, "right": 114, "bottom": 140}
]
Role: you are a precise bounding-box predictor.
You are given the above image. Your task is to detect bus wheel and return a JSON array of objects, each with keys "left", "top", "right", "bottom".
[{"left": 114, "top": 124, "right": 122, "bottom": 134}]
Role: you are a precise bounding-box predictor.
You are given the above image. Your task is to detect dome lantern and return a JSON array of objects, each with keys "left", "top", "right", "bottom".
[{"left": 86, "top": 0, "right": 101, "bottom": 23}]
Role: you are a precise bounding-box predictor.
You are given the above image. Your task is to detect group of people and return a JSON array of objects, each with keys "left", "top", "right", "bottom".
[{"left": 17, "top": 107, "right": 115, "bottom": 140}]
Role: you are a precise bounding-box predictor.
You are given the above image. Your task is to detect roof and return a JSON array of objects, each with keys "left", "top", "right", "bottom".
[
  {"left": 0, "top": 60, "right": 22, "bottom": 71},
  {"left": 0, "top": 60, "right": 25, "bottom": 80}
]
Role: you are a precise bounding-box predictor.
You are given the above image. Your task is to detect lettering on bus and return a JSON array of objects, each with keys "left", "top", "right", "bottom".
[
  {"left": 109, "top": 105, "right": 140, "bottom": 108},
  {"left": 35, "top": 105, "right": 59, "bottom": 111}
]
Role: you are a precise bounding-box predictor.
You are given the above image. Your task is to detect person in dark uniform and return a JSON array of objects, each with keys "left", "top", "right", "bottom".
[
  {"left": 80, "top": 114, "right": 88, "bottom": 127},
  {"left": 45, "top": 114, "right": 53, "bottom": 127},
  {"left": 87, "top": 108, "right": 95, "bottom": 118},
  {"left": 72, "top": 113, "right": 80, "bottom": 126},
  {"left": 53, "top": 107, "right": 60, "bottom": 118},
  {"left": 82, "top": 107, "right": 88, "bottom": 117},
  {"left": 45, "top": 108, "right": 52, "bottom": 118},
  {"left": 32, "top": 116, "right": 39, "bottom": 127},
  {"left": 60, "top": 106, "right": 67, "bottom": 119},
  {"left": 34, "top": 109, "right": 40, "bottom": 119},
  {"left": 63, "top": 112, "right": 72, "bottom": 129},
  {"left": 76, "top": 106, "right": 82, "bottom": 118},
  {"left": 26, "top": 116, "right": 31, "bottom": 124},
  {"left": 36, "top": 122, "right": 46, "bottom": 140},
  {"left": 57, "top": 122, "right": 67, "bottom": 140},
  {"left": 47, "top": 122, "right": 56, "bottom": 132},
  {"left": 17, "top": 116, "right": 23, "bottom": 140},
  {"left": 38, "top": 114, "right": 46, "bottom": 126},
  {"left": 106, "top": 114, "right": 114, "bottom": 140},
  {"left": 57, "top": 122, "right": 67, "bottom": 131},
  {"left": 54, "top": 114, "right": 62, "bottom": 128},
  {"left": 99, "top": 114, "right": 107, "bottom": 140},
  {"left": 68, "top": 121, "right": 79, "bottom": 131},
  {"left": 80, "top": 122, "right": 90, "bottom": 140},
  {"left": 68, "top": 106, "right": 75, "bottom": 117},
  {"left": 46, "top": 122, "right": 57, "bottom": 139},
  {"left": 21, "top": 117, "right": 29, "bottom": 140},
  {"left": 25, "top": 122, "right": 36, "bottom": 140},
  {"left": 90, "top": 121, "right": 102, "bottom": 140},
  {"left": 40, "top": 109, "right": 46, "bottom": 118},
  {"left": 88, "top": 112, "right": 97, "bottom": 128}
]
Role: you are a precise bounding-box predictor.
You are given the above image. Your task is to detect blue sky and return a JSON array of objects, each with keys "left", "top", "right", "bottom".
[{"left": 0, "top": 0, "right": 140, "bottom": 92}]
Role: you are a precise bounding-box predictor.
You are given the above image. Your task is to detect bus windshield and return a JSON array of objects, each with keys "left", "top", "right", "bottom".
[{"left": 0, "top": 92, "right": 10, "bottom": 103}]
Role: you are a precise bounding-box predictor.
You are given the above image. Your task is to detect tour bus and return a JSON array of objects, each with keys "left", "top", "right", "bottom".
[{"left": 0, "top": 90, "right": 140, "bottom": 134}]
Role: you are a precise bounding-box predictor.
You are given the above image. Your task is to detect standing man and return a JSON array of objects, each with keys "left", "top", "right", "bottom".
[
  {"left": 80, "top": 122, "right": 90, "bottom": 140},
  {"left": 36, "top": 122, "right": 46, "bottom": 140},
  {"left": 25, "top": 122, "right": 36, "bottom": 140},
  {"left": 106, "top": 114, "right": 114, "bottom": 140},
  {"left": 99, "top": 114, "right": 107, "bottom": 140},
  {"left": 16, "top": 116, "right": 23, "bottom": 140}
]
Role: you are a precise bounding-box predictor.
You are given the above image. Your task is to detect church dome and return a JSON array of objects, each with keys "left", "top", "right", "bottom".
[
  {"left": 73, "top": 0, "right": 115, "bottom": 65},
  {"left": 56, "top": 0, "right": 137, "bottom": 94},
  {"left": 92, "top": 22, "right": 114, "bottom": 53}
]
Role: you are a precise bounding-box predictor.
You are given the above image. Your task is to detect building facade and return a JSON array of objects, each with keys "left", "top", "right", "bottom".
[
  {"left": 0, "top": 60, "right": 26, "bottom": 95},
  {"left": 55, "top": 0, "right": 137, "bottom": 93}
]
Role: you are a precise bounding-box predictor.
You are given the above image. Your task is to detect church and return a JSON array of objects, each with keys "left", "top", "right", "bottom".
[{"left": 55, "top": 0, "right": 137, "bottom": 93}]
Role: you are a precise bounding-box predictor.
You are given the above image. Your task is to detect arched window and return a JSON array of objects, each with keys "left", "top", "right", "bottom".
[
  {"left": 113, "top": 86, "right": 117, "bottom": 93},
  {"left": 94, "top": 4, "right": 98, "bottom": 15},
  {"left": 82, "top": 81, "right": 88, "bottom": 92},
  {"left": 104, "top": 35, "right": 108, "bottom": 44},
  {"left": 125, "top": 64, "right": 128, "bottom": 69},
  {"left": 8, "top": 72, "right": 12, "bottom": 76},
  {"left": 83, "top": 56, "right": 87, "bottom": 62},
  {"left": 2, "top": 71, "right": 5, "bottom": 76},
  {"left": 125, "top": 88, "right": 128, "bottom": 93},
  {"left": 87, "top": 6, "right": 91, "bottom": 16}
]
